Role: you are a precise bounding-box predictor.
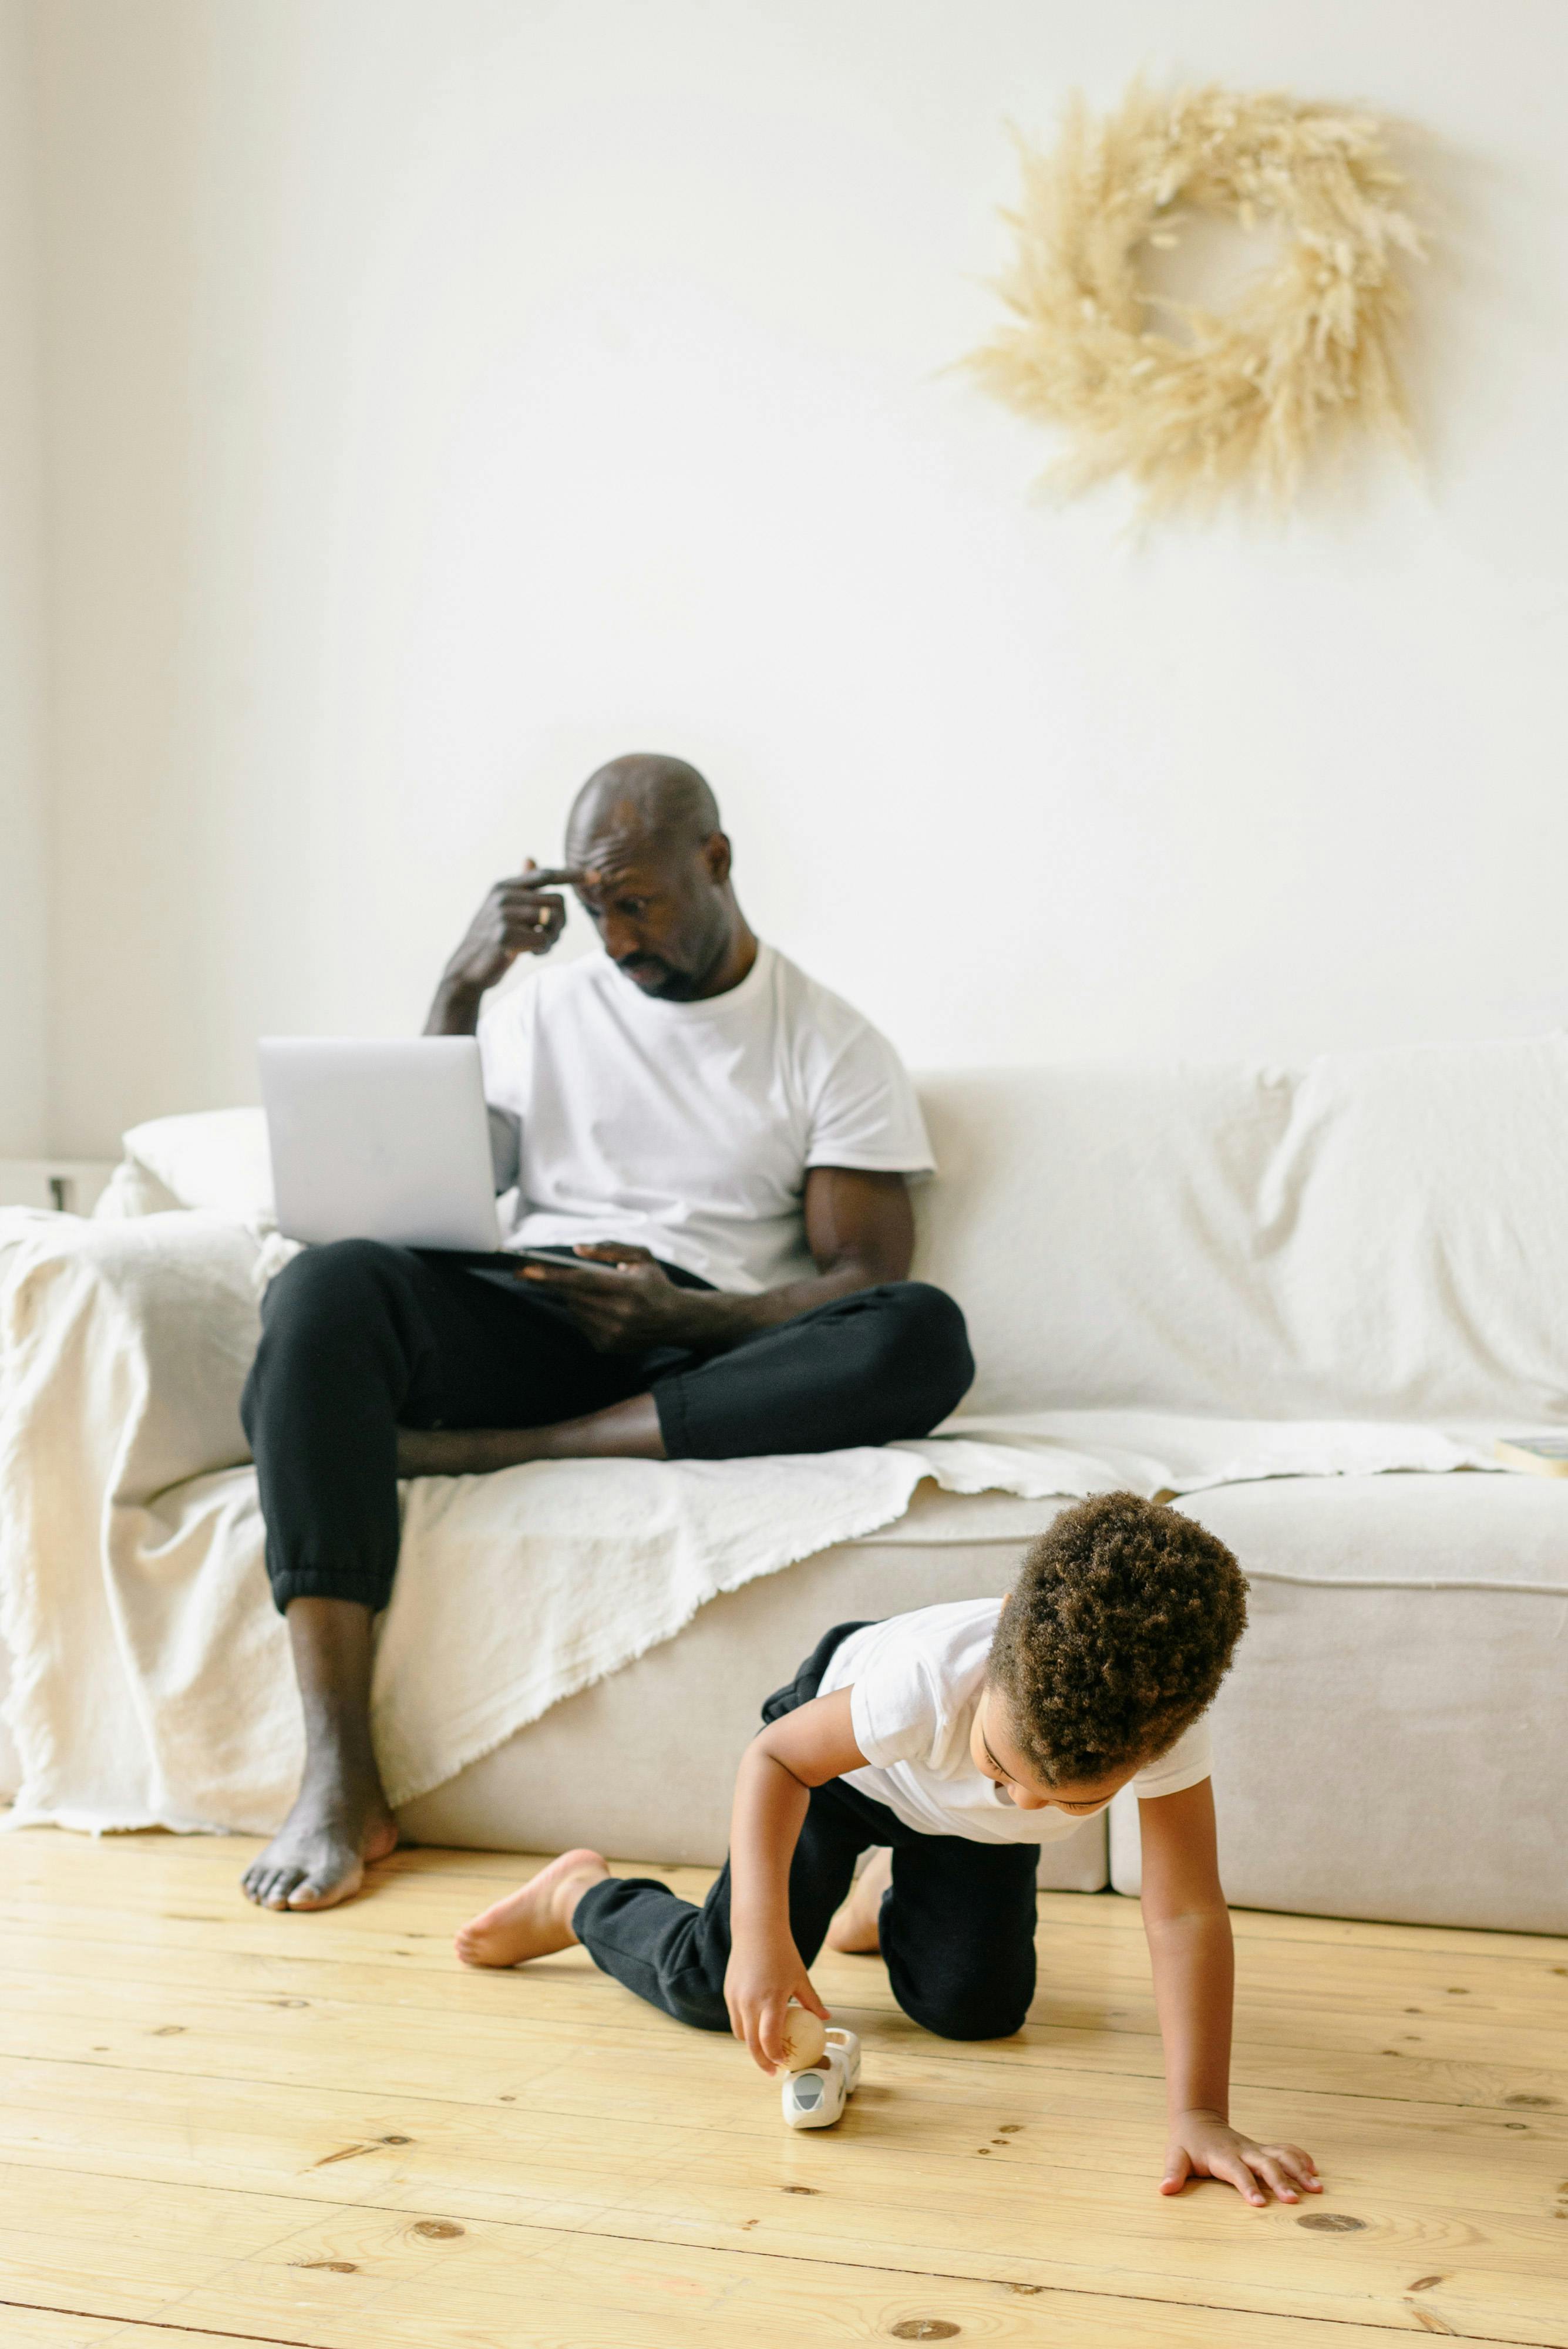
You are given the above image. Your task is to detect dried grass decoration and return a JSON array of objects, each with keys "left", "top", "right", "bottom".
[{"left": 968, "top": 83, "right": 1424, "bottom": 517}]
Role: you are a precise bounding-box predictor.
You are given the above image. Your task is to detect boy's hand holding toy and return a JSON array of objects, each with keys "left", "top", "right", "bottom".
[{"left": 724, "top": 1933, "right": 831, "bottom": 2073}]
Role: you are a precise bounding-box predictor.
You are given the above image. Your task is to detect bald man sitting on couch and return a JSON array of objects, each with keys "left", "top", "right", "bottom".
[{"left": 239, "top": 753, "right": 974, "bottom": 1910}]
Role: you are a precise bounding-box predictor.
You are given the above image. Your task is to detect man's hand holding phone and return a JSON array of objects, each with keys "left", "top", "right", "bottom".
[{"left": 517, "top": 1243, "right": 723, "bottom": 1353}]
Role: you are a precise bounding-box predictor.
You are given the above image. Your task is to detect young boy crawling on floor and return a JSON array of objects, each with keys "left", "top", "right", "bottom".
[{"left": 456, "top": 1491, "right": 1322, "bottom": 2206}]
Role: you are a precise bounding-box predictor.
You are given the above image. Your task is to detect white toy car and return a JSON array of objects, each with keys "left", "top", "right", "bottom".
[{"left": 780, "top": 2027, "right": 862, "bottom": 2129}]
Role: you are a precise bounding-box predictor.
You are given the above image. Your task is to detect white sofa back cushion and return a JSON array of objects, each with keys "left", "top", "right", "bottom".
[{"left": 914, "top": 1036, "right": 1568, "bottom": 1424}]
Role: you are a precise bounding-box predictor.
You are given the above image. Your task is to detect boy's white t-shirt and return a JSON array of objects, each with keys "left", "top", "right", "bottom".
[
  {"left": 817, "top": 1598, "right": 1213, "bottom": 1846},
  {"left": 479, "top": 942, "right": 934, "bottom": 1294}
]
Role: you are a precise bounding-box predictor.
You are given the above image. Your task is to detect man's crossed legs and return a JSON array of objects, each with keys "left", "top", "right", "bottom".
[{"left": 239, "top": 1240, "right": 974, "bottom": 1909}]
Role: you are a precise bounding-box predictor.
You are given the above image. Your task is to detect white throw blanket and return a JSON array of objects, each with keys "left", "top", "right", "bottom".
[{"left": 0, "top": 1208, "right": 1510, "bottom": 1837}]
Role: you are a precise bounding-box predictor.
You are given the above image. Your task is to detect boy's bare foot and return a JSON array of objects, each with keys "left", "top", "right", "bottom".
[
  {"left": 456, "top": 1848, "right": 610, "bottom": 1968},
  {"left": 243, "top": 1763, "right": 398, "bottom": 1912},
  {"left": 826, "top": 1847, "right": 893, "bottom": 1953}
]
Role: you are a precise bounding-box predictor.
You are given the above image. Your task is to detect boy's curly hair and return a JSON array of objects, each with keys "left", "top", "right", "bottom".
[{"left": 988, "top": 1491, "right": 1247, "bottom": 1785}]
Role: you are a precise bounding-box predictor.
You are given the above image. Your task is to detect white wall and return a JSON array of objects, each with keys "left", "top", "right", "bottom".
[
  {"left": 0, "top": 0, "right": 48, "bottom": 1153},
  {"left": 25, "top": 0, "right": 1568, "bottom": 1155}
]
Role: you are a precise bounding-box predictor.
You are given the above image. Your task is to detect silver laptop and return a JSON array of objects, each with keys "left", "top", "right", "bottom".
[{"left": 259, "top": 1037, "right": 503, "bottom": 1250}]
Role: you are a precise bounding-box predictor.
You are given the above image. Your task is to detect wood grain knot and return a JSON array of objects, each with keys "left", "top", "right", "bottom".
[
  {"left": 1297, "top": 2213, "right": 1367, "bottom": 2233},
  {"left": 890, "top": 2325, "right": 961, "bottom": 2341},
  {"left": 411, "top": 2220, "right": 464, "bottom": 2240},
  {"left": 292, "top": 2260, "right": 358, "bottom": 2274},
  {"left": 1504, "top": 2094, "right": 1557, "bottom": 2108}
]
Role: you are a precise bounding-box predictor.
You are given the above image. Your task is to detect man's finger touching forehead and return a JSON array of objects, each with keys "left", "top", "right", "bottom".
[{"left": 513, "top": 865, "right": 591, "bottom": 891}]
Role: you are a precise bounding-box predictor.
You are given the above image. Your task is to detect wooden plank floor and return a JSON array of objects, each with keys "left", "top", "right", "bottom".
[{"left": 1, "top": 1832, "right": 1565, "bottom": 2347}]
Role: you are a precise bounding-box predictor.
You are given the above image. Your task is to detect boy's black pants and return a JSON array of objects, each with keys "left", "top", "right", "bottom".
[
  {"left": 241, "top": 1240, "right": 973, "bottom": 1614},
  {"left": 572, "top": 1622, "right": 1041, "bottom": 2044}
]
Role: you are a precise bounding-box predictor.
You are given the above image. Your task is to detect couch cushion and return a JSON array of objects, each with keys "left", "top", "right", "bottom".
[
  {"left": 914, "top": 1037, "right": 1568, "bottom": 1422},
  {"left": 1108, "top": 1474, "right": 1568, "bottom": 1933},
  {"left": 114, "top": 1107, "right": 274, "bottom": 1224},
  {"left": 914, "top": 1062, "right": 1288, "bottom": 1417}
]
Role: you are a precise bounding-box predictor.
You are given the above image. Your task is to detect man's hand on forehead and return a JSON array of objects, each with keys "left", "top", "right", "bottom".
[
  {"left": 489, "top": 860, "right": 587, "bottom": 951},
  {"left": 430, "top": 859, "right": 596, "bottom": 1015}
]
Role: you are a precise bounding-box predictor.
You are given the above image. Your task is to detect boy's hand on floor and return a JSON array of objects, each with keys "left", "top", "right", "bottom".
[
  {"left": 724, "top": 1937, "right": 830, "bottom": 2074},
  {"left": 1161, "top": 2111, "right": 1321, "bottom": 2207}
]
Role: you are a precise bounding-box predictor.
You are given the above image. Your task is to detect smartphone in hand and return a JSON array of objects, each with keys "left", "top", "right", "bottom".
[{"left": 514, "top": 1246, "right": 625, "bottom": 1276}]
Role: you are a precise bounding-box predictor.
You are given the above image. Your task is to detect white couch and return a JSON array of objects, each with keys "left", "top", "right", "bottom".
[{"left": 4, "top": 1036, "right": 1566, "bottom": 1931}]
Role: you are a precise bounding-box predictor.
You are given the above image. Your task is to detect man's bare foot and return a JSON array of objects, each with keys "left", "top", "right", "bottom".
[
  {"left": 826, "top": 1847, "right": 893, "bottom": 1953},
  {"left": 242, "top": 1778, "right": 398, "bottom": 1912},
  {"left": 455, "top": 1848, "right": 610, "bottom": 1968},
  {"left": 243, "top": 1598, "right": 398, "bottom": 1912}
]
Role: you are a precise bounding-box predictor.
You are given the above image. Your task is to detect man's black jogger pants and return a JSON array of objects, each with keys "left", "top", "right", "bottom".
[{"left": 241, "top": 1240, "right": 974, "bottom": 1615}]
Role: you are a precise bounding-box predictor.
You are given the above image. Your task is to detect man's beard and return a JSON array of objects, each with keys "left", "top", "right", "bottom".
[{"left": 617, "top": 953, "right": 699, "bottom": 1000}]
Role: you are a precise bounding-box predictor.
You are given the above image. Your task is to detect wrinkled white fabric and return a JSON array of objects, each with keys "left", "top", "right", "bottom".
[
  {"left": 0, "top": 1212, "right": 294, "bottom": 1832},
  {"left": 916, "top": 1036, "right": 1568, "bottom": 1422},
  {"left": 0, "top": 1204, "right": 1517, "bottom": 1838}
]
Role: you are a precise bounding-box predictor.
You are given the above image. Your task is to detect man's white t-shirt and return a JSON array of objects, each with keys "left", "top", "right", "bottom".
[
  {"left": 478, "top": 942, "right": 934, "bottom": 1295},
  {"left": 817, "top": 1598, "right": 1213, "bottom": 1846}
]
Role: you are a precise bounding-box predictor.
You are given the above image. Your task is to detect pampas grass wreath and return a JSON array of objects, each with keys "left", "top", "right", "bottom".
[{"left": 967, "top": 82, "right": 1424, "bottom": 519}]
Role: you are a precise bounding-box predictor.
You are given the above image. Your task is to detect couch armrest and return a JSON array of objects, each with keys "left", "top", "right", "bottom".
[{"left": 1, "top": 1211, "right": 263, "bottom": 1504}]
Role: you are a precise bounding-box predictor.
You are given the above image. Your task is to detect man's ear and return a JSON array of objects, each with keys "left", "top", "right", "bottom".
[{"left": 702, "top": 832, "right": 732, "bottom": 886}]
